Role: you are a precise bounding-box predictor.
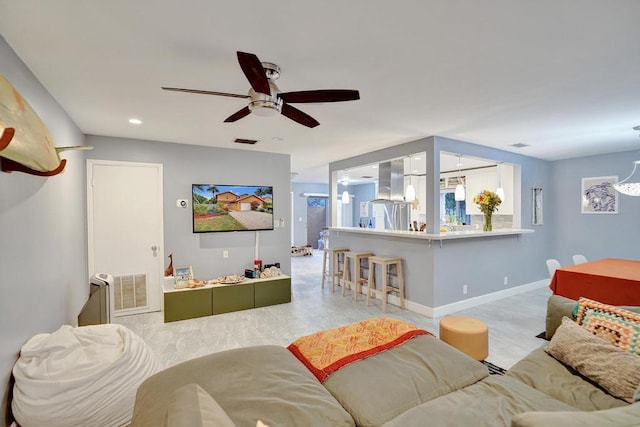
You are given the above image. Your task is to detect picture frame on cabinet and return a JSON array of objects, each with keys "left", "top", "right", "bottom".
[
  {"left": 581, "top": 176, "right": 618, "bottom": 214},
  {"left": 173, "top": 265, "right": 194, "bottom": 285}
]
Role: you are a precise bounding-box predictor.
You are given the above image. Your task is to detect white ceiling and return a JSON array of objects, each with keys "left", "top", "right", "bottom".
[{"left": 1, "top": 1, "right": 639, "bottom": 183}]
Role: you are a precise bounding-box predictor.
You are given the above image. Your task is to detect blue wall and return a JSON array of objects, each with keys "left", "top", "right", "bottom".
[
  {"left": 87, "top": 136, "right": 292, "bottom": 279},
  {"left": 291, "top": 182, "right": 329, "bottom": 246},
  {"left": 551, "top": 151, "right": 640, "bottom": 266},
  {"left": 0, "top": 36, "right": 87, "bottom": 421}
]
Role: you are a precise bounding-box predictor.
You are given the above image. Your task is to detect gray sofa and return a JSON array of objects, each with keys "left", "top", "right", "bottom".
[
  {"left": 132, "top": 317, "right": 640, "bottom": 427},
  {"left": 545, "top": 294, "right": 640, "bottom": 340}
]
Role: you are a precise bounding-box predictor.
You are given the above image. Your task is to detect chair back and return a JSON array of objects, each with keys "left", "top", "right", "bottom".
[
  {"left": 572, "top": 254, "right": 588, "bottom": 265},
  {"left": 546, "top": 258, "right": 562, "bottom": 278}
]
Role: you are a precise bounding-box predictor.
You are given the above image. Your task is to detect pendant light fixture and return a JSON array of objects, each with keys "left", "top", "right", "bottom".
[
  {"left": 613, "top": 126, "right": 640, "bottom": 197},
  {"left": 454, "top": 154, "right": 465, "bottom": 201},
  {"left": 405, "top": 155, "right": 416, "bottom": 202},
  {"left": 341, "top": 190, "right": 350, "bottom": 204},
  {"left": 495, "top": 162, "right": 505, "bottom": 202},
  {"left": 341, "top": 170, "right": 350, "bottom": 186}
]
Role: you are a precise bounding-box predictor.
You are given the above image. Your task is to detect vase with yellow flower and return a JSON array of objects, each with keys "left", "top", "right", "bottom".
[{"left": 473, "top": 190, "right": 502, "bottom": 231}]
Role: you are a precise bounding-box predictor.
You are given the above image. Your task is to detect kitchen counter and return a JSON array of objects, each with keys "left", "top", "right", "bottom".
[{"left": 329, "top": 226, "right": 534, "bottom": 242}]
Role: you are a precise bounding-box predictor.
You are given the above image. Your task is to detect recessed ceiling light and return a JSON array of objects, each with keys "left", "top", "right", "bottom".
[
  {"left": 272, "top": 137, "right": 284, "bottom": 142},
  {"left": 510, "top": 142, "right": 530, "bottom": 148},
  {"left": 128, "top": 118, "right": 142, "bottom": 125}
]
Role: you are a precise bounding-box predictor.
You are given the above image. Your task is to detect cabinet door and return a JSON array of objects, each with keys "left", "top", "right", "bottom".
[
  {"left": 465, "top": 171, "right": 483, "bottom": 214},
  {"left": 255, "top": 278, "right": 292, "bottom": 307},
  {"left": 164, "top": 288, "right": 212, "bottom": 322},
  {"left": 212, "top": 282, "right": 254, "bottom": 314}
]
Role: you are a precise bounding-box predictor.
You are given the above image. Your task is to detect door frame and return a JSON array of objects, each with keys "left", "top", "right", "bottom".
[{"left": 86, "top": 159, "right": 164, "bottom": 315}]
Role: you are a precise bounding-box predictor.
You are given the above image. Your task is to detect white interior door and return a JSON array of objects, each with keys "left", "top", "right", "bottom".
[{"left": 87, "top": 160, "right": 164, "bottom": 316}]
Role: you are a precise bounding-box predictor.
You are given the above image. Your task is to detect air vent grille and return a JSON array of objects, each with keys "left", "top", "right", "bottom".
[
  {"left": 113, "top": 273, "right": 147, "bottom": 311},
  {"left": 234, "top": 138, "right": 258, "bottom": 145}
]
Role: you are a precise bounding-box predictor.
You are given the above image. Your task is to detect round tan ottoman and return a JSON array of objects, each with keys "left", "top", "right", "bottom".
[{"left": 439, "top": 316, "right": 488, "bottom": 361}]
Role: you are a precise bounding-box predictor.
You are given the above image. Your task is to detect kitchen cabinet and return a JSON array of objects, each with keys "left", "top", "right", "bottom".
[{"left": 465, "top": 166, "right": 513, "bottom": 215}]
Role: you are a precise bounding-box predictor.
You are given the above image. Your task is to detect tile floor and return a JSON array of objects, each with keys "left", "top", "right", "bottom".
[{"left": 115, "top": 250, "right": 551, "bottom": 371}]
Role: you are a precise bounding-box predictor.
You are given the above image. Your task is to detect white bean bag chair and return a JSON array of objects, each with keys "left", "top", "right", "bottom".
[{"left": 12, "top": 323, "right": 160, "bottom": 427}]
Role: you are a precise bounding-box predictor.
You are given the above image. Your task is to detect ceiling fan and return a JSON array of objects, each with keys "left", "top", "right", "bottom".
[{"left": 162, "top": 51, "right": 360, "bottom": 128}]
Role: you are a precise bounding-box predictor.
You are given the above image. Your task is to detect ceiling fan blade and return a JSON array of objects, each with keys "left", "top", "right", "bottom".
[
  {"left": 161, "top": 87, "right": 249, "bottom": 99},
  {"left": 224, "top": 107, "right": 251, "bottom": 123},
  {"left": 281, "top": 104, "right": 320, "bottom": 128},
  {"left": 279, "top": 89, "right": 360, "bottom": 103},
  {"left": 237, "top": 51, "right": 271, "bottom": 95}
]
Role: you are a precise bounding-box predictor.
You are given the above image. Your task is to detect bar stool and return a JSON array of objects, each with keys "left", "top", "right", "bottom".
[
  {"left": 342, "top": 251, "right": 373, "bottom": 300},
  {"left": 367, "top": 255, "right": 405, "bottom": 312},
  {"left": 321, "top": 248, "right": 349, "bottom": 291}
]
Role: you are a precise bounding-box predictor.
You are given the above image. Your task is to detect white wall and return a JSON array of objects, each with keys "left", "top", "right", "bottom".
[{"left": 0, "top": 36, "right": 87, "bottom": 424}]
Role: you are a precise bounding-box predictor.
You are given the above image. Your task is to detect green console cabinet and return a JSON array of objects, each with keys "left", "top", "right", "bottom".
[{"left": 163, "top": 275, "right": 291, "bottom": 322}]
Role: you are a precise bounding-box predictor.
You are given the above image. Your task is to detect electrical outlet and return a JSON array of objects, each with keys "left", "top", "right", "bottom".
[
  {"left": 223, "top": 250, "right": 229, "bottom": 259},
  {"left": 504, "top": 276, "right": 508, "bottom": 286},
  {"left": 463, "top": 284, "right": 468, "bottom": 295}
]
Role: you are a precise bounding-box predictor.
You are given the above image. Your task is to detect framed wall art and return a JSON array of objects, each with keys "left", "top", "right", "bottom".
[
  {"left": 581, "top": 176, "right": 618, "bottom": 214},
  {"left": 531, "top": 188, "right": 543, "bottom": 225}
]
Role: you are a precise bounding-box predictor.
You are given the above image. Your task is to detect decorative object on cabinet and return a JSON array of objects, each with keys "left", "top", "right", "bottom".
[
  {"left": 613, "top": 125, "right": 640, "bottom": 197},
  {"left": 532, "top": 188, "right": 543, "bottom": 225},
  {"left": 0, "top": 74, "right": 91, "bottom": 176},
  {"left": 473, "top": 190, "right": 502, "bottom": 231},
  {"left": 581, "top": 176, "right": 618, "bottom": 214},
  {"left": 164, "top": 253, "right": 174, "bottom": 277}
]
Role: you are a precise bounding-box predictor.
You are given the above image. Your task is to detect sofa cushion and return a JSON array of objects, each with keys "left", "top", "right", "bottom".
[
  {"left": 322, "top": 334, "right": 489, "bottom": 427},
  {"left": 510, "top": 403, "right": 640, "bottom": 427},
  {"left": 132, "top": 345, "right": 354, "bottom": 427},
  {"left": 576, "top": 297, "right": 640, "bottom": 356},
  {"left": 545, "top": 317, "right": 640, "bottom": 403},
  {"left": 382, "top": 375, "right": 578, "bottom": 427},
  {"left": 545, "top": 295, "right": 640, "bottom": 340},
  {"left": 166, "top": 384, "right": 235, "bottom": 427},
  {"left": 545, "top": 295, "right": 577, "bottom": 339},
  {"left": 507, "top": 346, "right": 628, "bottom": 410}
]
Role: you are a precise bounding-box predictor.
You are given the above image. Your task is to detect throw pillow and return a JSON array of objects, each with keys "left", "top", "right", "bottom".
[
  {"left": 575, "top": 297, "right": 640, "bottom": 356},
  {"left": 545, "top": 317, "right": 640, "bottom": 403},
  {"left": 166, "top": 383, "right": 235, "bottom": 427}
]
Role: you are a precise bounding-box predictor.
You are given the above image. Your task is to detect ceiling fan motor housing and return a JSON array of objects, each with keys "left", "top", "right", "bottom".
[{"left": 248, "top": 80, "right": 282, "bottom": 116}]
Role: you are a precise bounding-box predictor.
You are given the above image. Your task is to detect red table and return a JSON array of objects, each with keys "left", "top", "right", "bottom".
[{"left": 549, "top": 258, "right": 640, "bottom": 305}]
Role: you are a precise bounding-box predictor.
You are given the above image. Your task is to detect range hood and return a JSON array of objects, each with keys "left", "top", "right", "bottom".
[{"left": 370, "top": 159, "right": 411, "bottom": 203}]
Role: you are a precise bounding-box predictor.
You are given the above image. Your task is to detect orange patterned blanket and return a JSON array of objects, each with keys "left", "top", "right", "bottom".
[{"left": 287, "top": 317, "right": 430, "bottom": 382}]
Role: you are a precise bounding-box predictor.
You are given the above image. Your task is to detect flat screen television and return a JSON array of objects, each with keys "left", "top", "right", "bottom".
[{"left": 192, "top": 184, "right": 274, "bottom": 233}]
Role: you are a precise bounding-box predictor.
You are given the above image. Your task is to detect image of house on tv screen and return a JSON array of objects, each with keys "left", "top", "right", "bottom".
[{"left": 192, "top": 184, "right": 274, "bottom": 233}]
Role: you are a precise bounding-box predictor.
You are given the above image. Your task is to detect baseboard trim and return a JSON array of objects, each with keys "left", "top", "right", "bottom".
[{"left": 364, "top": 279, "right": 549, "bottom": 318}]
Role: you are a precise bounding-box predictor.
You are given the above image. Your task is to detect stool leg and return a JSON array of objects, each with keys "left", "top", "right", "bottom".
[
  {"left": 354, "top": 258, "right": 361, "bottom": 302},
  {"left": 342, "top": 256, "right": 351, "bottom": 297},
  {"left": 321, "top": 252, "right": 328, "bottom": 289},
  {"left": 382, "top": 263, "right": 389, "bottom": 313},
  {"left": 396, "top": 261, "right": 405, "bottom": 309},
  {"left": 331, "top": 253, "right": 337, "bottom": 292},
  {"left": 366, "top": 262, "right": 374, "bottom": 306}
]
